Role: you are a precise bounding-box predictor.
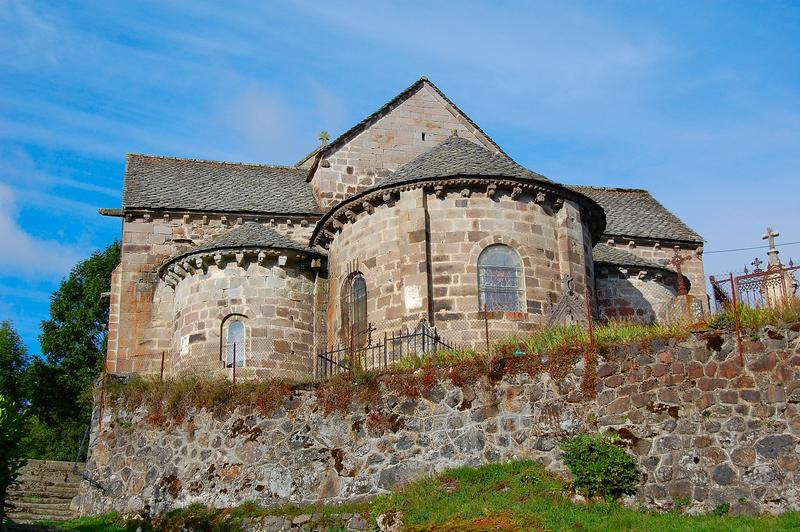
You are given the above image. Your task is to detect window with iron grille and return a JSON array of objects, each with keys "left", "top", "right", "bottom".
[
  {"left": 478, "top": 244, "right": 524, "bottom": 312},
  {"left": 341, "top": 272, "right": 368, "bottom": 349}
]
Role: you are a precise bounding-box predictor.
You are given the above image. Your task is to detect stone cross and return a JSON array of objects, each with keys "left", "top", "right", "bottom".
[
  {"left": 751, "top": 257, "right": 764, "bottom": 271},
  {"left": 671, "top": 248, "right": 690, "bottom": 296},
  {"left": 763, "top": 227, "right": 782, "bottom": 267},
  {"left": 319, "top": 131, "right": 329, "bottom": 145}
]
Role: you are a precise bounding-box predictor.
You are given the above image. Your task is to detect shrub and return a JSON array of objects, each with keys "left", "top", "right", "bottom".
[
  {"left": 560, "top": 433, "right": 638, "bottom": 501},
  {"left": 712, "top": 502, "right": 730, "bottom": 516},
  {"left": 0, "top": 395, "right": 27, "bottom": 525}
]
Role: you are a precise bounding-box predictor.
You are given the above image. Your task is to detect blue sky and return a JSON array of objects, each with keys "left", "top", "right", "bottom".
[{"left": 1, "top": 1, "right": 799, "bottom": 354}]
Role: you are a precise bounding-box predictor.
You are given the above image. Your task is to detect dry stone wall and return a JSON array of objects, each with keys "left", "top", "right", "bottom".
[{"left": 78, "top": 326, "right": 800, "bottom": 517}]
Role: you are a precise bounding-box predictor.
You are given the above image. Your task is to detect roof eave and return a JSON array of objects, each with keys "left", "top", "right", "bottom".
[{"left": 310, "top": 173, "right": 607, "bottom": 247}]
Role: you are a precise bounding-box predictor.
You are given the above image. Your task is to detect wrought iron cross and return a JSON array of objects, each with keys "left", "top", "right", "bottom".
[
  {"left": 671, "top": 248, "right": 690, "bottom": 296},
  {"left": 751, "top": 257, "right": 764, "bottom": 271}
]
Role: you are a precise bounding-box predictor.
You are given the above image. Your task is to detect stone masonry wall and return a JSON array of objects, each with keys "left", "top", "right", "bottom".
[
  {"left": 426, "top": 192, "right": 592, "bottom": 346},
  {"left": 308, "top": 82, "right": 491, "bottom": 210},
  {"left": 596, "top": 269, "right": 678, "bottom": 324},
  {"left": 326, "top": 186, "right": 594, "bottom": 352},
  {"left": 171, "top": 258, "right": 316, "bottom": 380},
  {"left": 605, "top": 239, "right": 707, "bottom": 313},
  {"left": 109, "top": 215, "right": 315, "bottom": 376},
  {"left": 78, "top": 325, "right": 800, "bottom": 517}
]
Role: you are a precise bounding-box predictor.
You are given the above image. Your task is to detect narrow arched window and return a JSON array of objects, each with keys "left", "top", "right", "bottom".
[
  {"left": 341, "top": 273, "right": 368, "bottom": 349},
  {"left": 226, "top": 320, "right": 245, "bottom": 368},
  {"left": 478, "top": 245, "right": 524, "bottom": 312}
]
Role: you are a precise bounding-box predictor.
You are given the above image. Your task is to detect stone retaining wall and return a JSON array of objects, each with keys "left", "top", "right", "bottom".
[{"left": 77, "top": 325, "right": 800, "bottom": 517}]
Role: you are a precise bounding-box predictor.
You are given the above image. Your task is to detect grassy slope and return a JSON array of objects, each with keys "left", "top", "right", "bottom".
[{"left": 35, "top": 461, "right": 800, "bottom": 531}]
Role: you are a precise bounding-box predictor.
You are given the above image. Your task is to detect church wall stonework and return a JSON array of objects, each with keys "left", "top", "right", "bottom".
[
  {"left": 309, "top": 84, "right": 491, "bottom": 210},
  {"left": 170, "top": 259, "right": 317, "bottom": 380},
  {"left": 595, "top": 269, "right": 678, "bottom": 323},
  {"left": 605, "top": 240, "right": 707, "bottom": 313},
  {"left": 326, "top": 186, "right": 595, "bottom": 352},
  {"left": 78, "top": 326, "right": 800, "bottom": 517},
  {"left": 326, "top": 189, "right": 429, "bottom": 350},
  {"left": 109, "top": 216, "right": 315, "bottom": 376}
]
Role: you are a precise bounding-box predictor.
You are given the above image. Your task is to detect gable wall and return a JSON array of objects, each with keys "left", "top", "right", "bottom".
[{"left": 309, "top": 84, "right": 491, "bottom": 210}]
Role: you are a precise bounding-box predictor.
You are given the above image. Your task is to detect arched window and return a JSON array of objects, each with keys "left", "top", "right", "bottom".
[
  {"left": 225, "top": 320, "right": 245, "bottom": 368},
  {"left": 341, "top": 273, "right": 368, "bottom": 349},
  {"left": 477, "top": 245, "right": 524, "bottom": 312}
]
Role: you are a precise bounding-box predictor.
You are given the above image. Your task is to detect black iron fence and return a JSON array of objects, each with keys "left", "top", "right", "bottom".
[{"left": 316, "top": 323, "right": 454, "bottom": 378}]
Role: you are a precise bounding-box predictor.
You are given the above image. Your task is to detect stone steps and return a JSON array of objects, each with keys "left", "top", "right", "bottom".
[
  {"left": 6, "top": 460, "right": 83, "bottom": 524},
  {"left": 6, "top": 524, "right": 62, "bottom": 532}
]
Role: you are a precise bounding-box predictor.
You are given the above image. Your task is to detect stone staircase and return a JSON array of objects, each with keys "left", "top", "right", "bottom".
[{"left": 6, "top": 460, "right": 83, "bottom": 525}]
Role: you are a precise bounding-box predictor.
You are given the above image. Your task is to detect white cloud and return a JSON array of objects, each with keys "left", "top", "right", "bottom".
[{"left": 0, "top": 183, "right": 84, "bottom": 279}]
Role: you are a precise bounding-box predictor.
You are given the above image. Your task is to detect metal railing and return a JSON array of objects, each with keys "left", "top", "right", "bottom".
[
  {"left": 710, "top": 263, "right": 800, "bottom": 312},
  {"left": 316, "top": 322, "right": 454, "bottom": 378}
]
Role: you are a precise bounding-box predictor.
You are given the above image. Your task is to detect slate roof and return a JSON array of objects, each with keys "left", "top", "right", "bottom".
[
  {"left": 592, "top": 244, "right": 665, "bottom": 270},
  {"left": 296, "top": 76, "right": 504, "bottom": 166},
  {"left": 122, "top": 154, "right": 320, "bottom": 214},
  {"left": 571, "top": 186, "right": 702, "bottom": 243},
  {"left": 592, "top": 243, "right": 690, "bottom": 289},
  {"left": 172, "top": 223, "right": 318, "bottom": 260},
  {"left": 366, "top": 136, "right": 551, "bottom": 191}
]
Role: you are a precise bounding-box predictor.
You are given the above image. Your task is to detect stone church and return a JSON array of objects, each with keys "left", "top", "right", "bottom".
[{"left": 100, "top": 77, "right": 706, "bottom": 379}]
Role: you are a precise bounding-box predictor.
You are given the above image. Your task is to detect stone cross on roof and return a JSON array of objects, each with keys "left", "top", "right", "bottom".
[
  {"left": 319, "top": 131, "right": 329, "bottom": 145},
  {"left": 763, "top": 227, "right": 782, "bottom": 267}
]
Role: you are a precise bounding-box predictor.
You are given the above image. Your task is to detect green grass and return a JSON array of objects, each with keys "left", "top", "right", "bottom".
[
  {"left": 372, "top": 460, "right": 800, "bottom": 531},
  {"left": 708, "top": 298, "right": 800, "bottom": 330},
  {"left": 38, "top": 461, "right": 800, "bottom": 531},
  {"left": 28, "top": 513, "right": 126, "bottom": 531}
]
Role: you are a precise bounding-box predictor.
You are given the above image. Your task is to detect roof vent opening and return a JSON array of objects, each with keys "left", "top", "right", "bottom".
[{"left": 421, "top": 132, "right": 426, "bottom": 141}]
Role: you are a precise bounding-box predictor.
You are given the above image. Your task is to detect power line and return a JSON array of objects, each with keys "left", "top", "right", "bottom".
[{"left": 704, "top": 241, "right": 800, "bottom": 255}]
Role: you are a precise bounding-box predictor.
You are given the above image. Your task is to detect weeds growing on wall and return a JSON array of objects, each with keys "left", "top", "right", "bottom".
[
  {"left": 104, "top": 312, "right": 800, "bottom": 425},
  {"left": 105, "top": 376, "right": 293, "bottom": 425},
  {"left": 708, "top": 298, "right": 800, "bottom": 330}
]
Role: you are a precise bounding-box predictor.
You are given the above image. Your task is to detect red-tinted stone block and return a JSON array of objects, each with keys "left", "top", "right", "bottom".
[
  {"left": 718, "top": 360, "right": 741, "bottom": 379},
  {"left": 748, "top": 353, "right": 778, "bottom": 372}
]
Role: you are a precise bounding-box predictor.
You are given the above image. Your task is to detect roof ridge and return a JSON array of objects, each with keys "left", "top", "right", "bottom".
[{"left": 127, "top": 153, "right": 300, "bottom": 171}]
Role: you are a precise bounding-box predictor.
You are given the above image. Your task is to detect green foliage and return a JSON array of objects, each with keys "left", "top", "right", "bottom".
[
  {"left": 20, "top": 415, "right": 87, "bottom": 462},
  {"left": 0, "top": 395, "right": 27, "bottom": 525},
  {"left": 713, "top": 502, "right": 731, "bottom": 516},
  {"left": 708, "top": 298, "right": 800, "bottom": 330},
  {"left": 560, "top": 433, "right": 639, "bottom": 501},
  {"left": 33, "top": 513, "right": 128, "bottom": 531},
  {"left": 24, "top": 241, "right": 120, "bottom": 461},
  {"left": 0, "top": 321, "right": 29, "bottom": 406}
]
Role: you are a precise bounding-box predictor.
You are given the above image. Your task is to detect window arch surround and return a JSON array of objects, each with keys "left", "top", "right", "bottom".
[
  {"left": 477, "top": 244, "right": 525, "bottom": 312},
  {"left": 341, "top": 272, "right": 368, "bottom": 349},
  {"left": 220, "top": 313, "right": 248, "bottom": 368}
]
